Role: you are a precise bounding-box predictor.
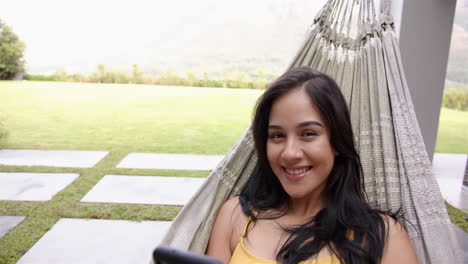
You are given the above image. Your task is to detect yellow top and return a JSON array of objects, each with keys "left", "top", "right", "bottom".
[{"left": 229, "top": 213, "right": 341, "bottom": 264}]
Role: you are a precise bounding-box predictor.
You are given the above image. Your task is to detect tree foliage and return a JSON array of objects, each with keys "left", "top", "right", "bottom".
[
  {"left": 442, "top": 88, "right": 468, "bottom": 111},
  {"left": 0, "top": 19, "right": 25, "bottom": 80},
  {"left": 25, "top": 63, "right": 273, "bottom": 89}
]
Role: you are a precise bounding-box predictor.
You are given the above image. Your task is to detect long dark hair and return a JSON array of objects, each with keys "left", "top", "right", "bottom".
[{"left": 240, "top": 66, "right": 388, "bottom": 264}]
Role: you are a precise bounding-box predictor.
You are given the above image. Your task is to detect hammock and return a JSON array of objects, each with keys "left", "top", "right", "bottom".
[{"left": 159, "top": 0, "right": 462, "bottom": 263}]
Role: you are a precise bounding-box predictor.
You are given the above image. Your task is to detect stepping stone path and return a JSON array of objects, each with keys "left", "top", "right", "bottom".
[
  {"left": 0, "top": 149, "right": 108, "bottom": 168},
  {"left": 17, "top": 218, "right": 171, "bottom": 264},
  {"left": 0, "top": 216, "right": 26, "bottom": 238},
  {"left": 433, "top": 153, "right": 468, "bottom": 211},
  {"left": 117, "top": 153, "right": 224, "bottom": 170},
  {"left": 453, "top": 224, "right": 468, "bottom": 264},
  {"left": 432, "top": 153, "right": 468, "bottom": 263},
  {"left": 0, "top": 150, "right": 219, "bottom": 263},
  {"left": 0, "top": 173, "right": 79, "bottom": 201},
  {"left": 0, "top": 172, "right": 79, "bottom": 201},
  {"left": 81, "top": 175, "right": 206, "bottom": 205},
  {"left": 1, "top": 150, "right": 466, "bottom": 263}
]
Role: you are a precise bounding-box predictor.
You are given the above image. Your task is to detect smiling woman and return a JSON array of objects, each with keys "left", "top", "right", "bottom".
[
  {"left": 206, "top": 66, "right": 418, "bottom": 264},
  {"left": 266, "top": 88, "right": 336, "bottom": 201}
]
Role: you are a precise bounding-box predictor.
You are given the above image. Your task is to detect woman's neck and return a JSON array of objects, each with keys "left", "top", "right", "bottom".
[{"left": 287, "top": 193, "right": 325, "bottom": 219}]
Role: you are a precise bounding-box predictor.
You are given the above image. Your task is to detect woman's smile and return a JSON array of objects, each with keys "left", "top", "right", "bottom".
[{"left": 283, "top": 166, "right": 312, "bottom": 182}]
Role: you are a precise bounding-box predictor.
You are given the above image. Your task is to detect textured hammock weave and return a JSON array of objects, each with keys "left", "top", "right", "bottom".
[{"left": 159, "top": 1, "right": 462, "bottom": 263}]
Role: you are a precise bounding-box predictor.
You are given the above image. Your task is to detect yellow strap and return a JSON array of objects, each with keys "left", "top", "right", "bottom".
[{"left": 241, "top": 210, "right": 258, "bottom": 238}]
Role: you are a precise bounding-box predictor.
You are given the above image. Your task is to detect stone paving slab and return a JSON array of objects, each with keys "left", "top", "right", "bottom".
[
  {"left": 81, "top": 175, "right": 205, "bottom": 205},
  {"left": 433, "top": 153, "right": 467, "bottom": 179},
  {"left": 116, "top": 153, "right": 224, "bottom": 170},
  {"left": 433, "top": 153, "right": 468, "bottom": 211},
  {"left": 0, "top": 149, "right": 108, "bottom": 168},
  {"left": 452, "top": 224, "right": 468, "bottom": 264},
  {"left": 0, "top": 173, "right": 79, "bottom": 201},
  {"left": 17, "top": 218, "right": 171, "bottom": 264},
  {"left": 0, "top": 216, "right": 26, "bottom": 238}
]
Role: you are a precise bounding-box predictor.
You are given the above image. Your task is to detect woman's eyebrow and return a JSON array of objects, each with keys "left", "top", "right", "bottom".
[
  {"left": 298, "top": 121, "right": 323, "bottom": 128},
  {"left": 268, "top": 121, "right": 323, "bottom": 130},
  {"left": 268, "top": 125, "right": 282, "bottom": 130}
]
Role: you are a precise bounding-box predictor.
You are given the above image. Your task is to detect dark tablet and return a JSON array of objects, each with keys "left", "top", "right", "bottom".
[{"left": 153, "top": 246, "right": 223, "bottom": 264}]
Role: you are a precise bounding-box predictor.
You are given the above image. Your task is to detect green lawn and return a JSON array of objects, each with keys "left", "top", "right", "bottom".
[
  {"left": 0, "top": 81, "right": 466, "bottom": 263},
  {"left": 1, "top": 81, "right": 466, "bottom": 154},
  {"left": 435, "top": 107, "right": 468, "bottom": 153},
  {"left": 0, "top": 81, "right": 262, "bottom": 154}
]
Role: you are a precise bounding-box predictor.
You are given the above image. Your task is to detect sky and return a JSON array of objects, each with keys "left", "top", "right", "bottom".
[{"left": 0, "top": 0, "right": 327, "bottom": 74}]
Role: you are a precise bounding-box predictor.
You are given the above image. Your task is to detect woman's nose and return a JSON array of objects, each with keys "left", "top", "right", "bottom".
[{"left": 281, "top": 138, "right": 302, "bottom": 162}]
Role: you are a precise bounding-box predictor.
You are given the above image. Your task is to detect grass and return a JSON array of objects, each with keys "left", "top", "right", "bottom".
[
  {"left": 446, "top": 202, "right": 468, "bottom": 232},
  {"left": 0, "top": 81, "right": 467, "bottom": 263},
  {"left": 435, "top": 108, "right": 468, "bottom": 153},
  {"left": 0, "top": 81, "right": 262, "bottom": 154}
]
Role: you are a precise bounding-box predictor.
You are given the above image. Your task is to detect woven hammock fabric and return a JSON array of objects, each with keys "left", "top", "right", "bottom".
[{"left": 159, "top": 1, "right": 462, "bottom": 263}]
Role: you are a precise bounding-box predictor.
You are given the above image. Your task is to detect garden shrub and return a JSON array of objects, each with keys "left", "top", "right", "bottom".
[
  {"left": 22, "top": 63, "right": 274, "bottom": 89},
  {"left": 442, "top": 88, "right": 468, "bottom": 111},
  {"left": 24, "top": 74, "right": 55, "bottom": 81}
]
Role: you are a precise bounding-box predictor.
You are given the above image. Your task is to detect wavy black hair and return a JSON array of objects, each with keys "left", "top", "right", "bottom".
[{"left": 240, "top": 66, "right": 389, "bottom": 264}]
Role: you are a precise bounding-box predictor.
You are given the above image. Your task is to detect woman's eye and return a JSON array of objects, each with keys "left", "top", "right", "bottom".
[
  {"left": 269, "top": 133, "right": 284, "bottom": 139},
  {"left": 303, "top": 131, "right": 316, "bottom": 137}
]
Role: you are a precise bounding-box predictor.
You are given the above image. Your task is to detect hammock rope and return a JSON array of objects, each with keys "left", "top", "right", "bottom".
[{"left": 159, "top": 1, "right": 462, "bottom": 263}]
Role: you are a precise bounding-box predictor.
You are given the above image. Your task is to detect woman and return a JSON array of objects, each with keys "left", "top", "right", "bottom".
[{"left": 206, "top": 66, "right": 418, "bottom": 264}]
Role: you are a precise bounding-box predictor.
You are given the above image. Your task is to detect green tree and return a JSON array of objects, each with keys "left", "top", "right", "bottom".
[
  {"left": 234, "top": 72, "right": 246, "bottom": 88},
  {"left": 53, "top": 67, "right": 68, "bottom": 81},
  {"left": 158, "top": 70, "right": 184, "bottom": 86},
  {"left": 97, "top": 64, "right": 106, "bottom": 82},
  {"left": 109, "top": 70, "right": 130, "bottom": 83},
  {"left": 202, "top": 72, "right": 209, "bottom": 87},
  {"left": 132, "top": 64, "right": 143, "bottom": 84},
  {"left": 223, "top": 70, "right": 230, "bottom": 88},
  {"left": 0, "top": 19, "right": 26, "bottom": 80},
  {"left": 254, "top": 68, "right": 267, "bottom": 89},
  {"left": 186, "top": 72, "right": 198, "bottom": 87}
]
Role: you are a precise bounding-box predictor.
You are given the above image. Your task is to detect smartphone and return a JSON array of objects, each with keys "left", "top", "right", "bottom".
[{"left": 153, "top": 246, "right": 223, "bottom": 264}]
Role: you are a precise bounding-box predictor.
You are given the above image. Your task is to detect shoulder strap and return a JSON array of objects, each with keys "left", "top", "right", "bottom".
[{"left": 241, "top": 210, "right": 258, "bottom": 238}]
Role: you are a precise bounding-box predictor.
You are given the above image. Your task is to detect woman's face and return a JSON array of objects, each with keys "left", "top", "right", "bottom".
[{"left": 267, "top": 87, "right": 336, "bottom": 201}]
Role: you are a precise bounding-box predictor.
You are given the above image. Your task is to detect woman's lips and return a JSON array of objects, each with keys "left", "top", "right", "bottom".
[{"left": 283, "top": 166, "right": 312, "bottom": 182}]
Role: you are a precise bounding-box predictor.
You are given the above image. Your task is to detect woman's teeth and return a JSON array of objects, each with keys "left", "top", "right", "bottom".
[{"left": 285, "top": 167, "right": 310, "bottom": 175}]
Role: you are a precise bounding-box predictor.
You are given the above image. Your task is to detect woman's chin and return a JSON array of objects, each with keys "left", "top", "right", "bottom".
[{"left": 284, "top": 188, "right": 309, "bottom": 200}]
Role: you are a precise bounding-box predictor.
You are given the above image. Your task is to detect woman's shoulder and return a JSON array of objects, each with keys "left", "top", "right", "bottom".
[
  {"left": 377, "top": 213, "right": 410, "bottom": 243},
  {"left": 216, "top": 196, "right": 248, "bottom": 224},
  {"left": 375, "top": 213, "right": 405, "bottom": 237},
  {"left": 378, "top": 214, "right": 419, "bottom": 263},
  {"left": 219, "top": 196, "right": 243, "bottom": 214},
  {"left": 216, "top": 196, "right": 250, "bottom": 249},
  {"left": 206, "top": 196, "right": 250, "bottom": 261}
]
